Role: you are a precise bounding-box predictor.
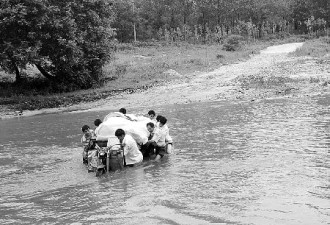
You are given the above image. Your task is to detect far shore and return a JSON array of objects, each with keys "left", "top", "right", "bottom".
[{"left": 1, "top": 37, "right": 330, "bottom": 120}]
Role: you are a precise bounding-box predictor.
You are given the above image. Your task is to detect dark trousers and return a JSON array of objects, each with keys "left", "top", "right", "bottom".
[{"left": 141, "top": 141, "right": 157, "bottom": 157}]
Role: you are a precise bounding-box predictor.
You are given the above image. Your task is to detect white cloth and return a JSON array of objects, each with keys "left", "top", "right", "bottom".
[
  {"left": 96, "top": 114, "right": 150, "bottom": 145},
  {"left": 122, "top": 134, "right": 143, "bottom": 165}
]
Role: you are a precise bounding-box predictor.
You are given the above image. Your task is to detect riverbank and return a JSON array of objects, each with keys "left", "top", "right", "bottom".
[{"left": 1, "top": 36, "right": 329, "bottom": 119}]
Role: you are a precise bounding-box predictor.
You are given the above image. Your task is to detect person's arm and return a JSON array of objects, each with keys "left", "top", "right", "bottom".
[
  {"left": 166, "top": 133, "right": 173, "bottom": 144},
  {"left": 150, "top": 129, "right": 161, "bottom": 143},
  {"left": 122, "top": 139, "right": 132, "bottom": 156}
]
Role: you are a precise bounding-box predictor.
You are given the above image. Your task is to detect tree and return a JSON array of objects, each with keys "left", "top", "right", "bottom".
[{"left": 0, "top": 0, "right": 115, "bottom": 89}]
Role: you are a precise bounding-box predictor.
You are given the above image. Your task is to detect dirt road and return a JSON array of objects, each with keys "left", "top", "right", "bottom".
[{"left": 2, "top": 42, "right": 330, "bottom": 118}]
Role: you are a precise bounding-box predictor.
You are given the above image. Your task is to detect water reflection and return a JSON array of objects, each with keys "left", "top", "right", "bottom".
[{"left": 0, "top": 96, "right": 329, "bottom": 224}]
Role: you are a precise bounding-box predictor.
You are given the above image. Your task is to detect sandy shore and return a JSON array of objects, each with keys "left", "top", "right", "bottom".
[{"left": 2, "top": 42, "right": 330, "bottom": 119}]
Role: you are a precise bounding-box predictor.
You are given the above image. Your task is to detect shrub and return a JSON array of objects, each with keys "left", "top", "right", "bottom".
[
  {"left": 319, "top": 36, "right": 330, "bottom": 44},
  {"left": 115, "top": 64, "right": 129, "bottom": 75},
  {"left": 223, "top": 35, "right": 244, "bottom": 51}
]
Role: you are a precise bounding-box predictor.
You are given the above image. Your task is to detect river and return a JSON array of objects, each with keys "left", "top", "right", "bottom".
[{"left": 0, "top": 95, "right": 329, "bottom": 225}]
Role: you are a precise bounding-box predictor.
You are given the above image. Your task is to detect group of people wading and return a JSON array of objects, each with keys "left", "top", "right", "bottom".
[{"left": 81, "top": 108, "right": 173, "bottom": 171}]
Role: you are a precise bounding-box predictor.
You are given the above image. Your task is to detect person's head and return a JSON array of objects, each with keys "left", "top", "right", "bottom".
[
  {"left": 115, "top": 128, "right": 125, "bottom": 142},
  {"left": 146, "top": 122, "right": 155, "bottom": 133},
  {"left": 94, "top": 119, "right": 102, "bottom": 127},
  {"left": 156, "top": 115, "right": 162, "bottom": 122},
  {"left": 119, "top": 108, "right": 126, "bottom": 114},
  {"left": 158, "top": 116, "right": 167, "bottom": 127},
  {"left": 148, "top": 110, "right": 156, "bottom": 120},
  {"left": 81, "top": 125, "right": 90, "bottom": 133}
]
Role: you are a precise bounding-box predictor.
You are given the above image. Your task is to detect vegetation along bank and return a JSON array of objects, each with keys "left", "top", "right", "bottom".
[{"left": 0, "top": 0, "right": 329, "bottom": 118}]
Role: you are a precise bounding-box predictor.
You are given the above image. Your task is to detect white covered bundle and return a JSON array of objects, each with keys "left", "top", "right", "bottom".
[{"left": 96, "top": 112, "right": 152, "bottom": 145}]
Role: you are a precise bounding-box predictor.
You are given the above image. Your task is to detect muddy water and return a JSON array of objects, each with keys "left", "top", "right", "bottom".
[{"left": 0, "top": 95, "right": 329, "bottom": 225}]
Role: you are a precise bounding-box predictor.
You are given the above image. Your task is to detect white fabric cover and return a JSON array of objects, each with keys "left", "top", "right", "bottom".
[{"left": 96, "top": 113, "right": 152, "bottom": 145}]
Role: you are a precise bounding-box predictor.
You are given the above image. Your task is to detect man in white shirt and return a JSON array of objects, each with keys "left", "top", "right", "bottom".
[
  {"left": 115, "top": 128, "right": 143, "bottom": 167},
  {"left": 145, "top": 116, "right": 169, "bottom": 160}
]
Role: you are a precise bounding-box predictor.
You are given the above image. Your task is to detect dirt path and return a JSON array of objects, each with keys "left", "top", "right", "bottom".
[{"left": 3, "top": 42, "right": 330, "bottom": 118}]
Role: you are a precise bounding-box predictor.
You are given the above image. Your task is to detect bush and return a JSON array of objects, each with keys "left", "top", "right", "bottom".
[
  {"left": 319, "top": 36, "right": 330, "bottom": 44},
  {"left": 222, "top": 35, "right": 244, "bottom": 51}
]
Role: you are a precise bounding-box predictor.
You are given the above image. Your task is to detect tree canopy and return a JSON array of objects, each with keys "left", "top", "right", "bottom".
[
  {"left": 0, "top": 0, "right": 115, "bottom": 89},
  {"left": 0, "top": 0, "right": 328, "bottom": 89},
  {"left": 113, "top": 0, "right": 329, "bottom": 42}
]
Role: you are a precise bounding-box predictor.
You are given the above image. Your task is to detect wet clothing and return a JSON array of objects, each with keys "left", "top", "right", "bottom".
[
  {"left": 122, "top": 134, "right": 143, "bottom": 166},
  {"left": 81, "top": 129, "right": 95, "bottom": 146},
  {"left": 81, "top": 129, "right": 98, "bottom": 170},
  {"left": 154, "top": 124, "right": 172, "bottom": 144},
  {"left": 142, "top": 126, "right": 168, "bottom": 158},
  {"left": 163, "top": 124, "right": 173, "bottom": 144},
  {"left": 151, "top": 126, "right": 167, "bottom": 147},
  {"left": 155, "top": 145, "right": 166, "bottom": 157}
]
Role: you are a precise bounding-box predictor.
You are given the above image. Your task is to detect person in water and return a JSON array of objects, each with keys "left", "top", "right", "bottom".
[
  {"left": 147, "top": 110, "right": 156, "bottom": 122},
  {"left": 115, "top": 128, "right": 143, "bottom": 167},
  {"left": 81, "top": 125, "right": 98, "bottom": 171},
  {"left": 119, "top": 108, "right": 127, "bottom": 115},
  {"left": 94, "top": 119, "right": 102, "bottom": 136},
  {"left": 81, "top": 125, "right": 95, "bottom": 149},
  {"left": 154, "top": 115, "right": 173, "bottom": 153},
  {"left": 140, "top": 122, "right": 157, "bottom": 157},
  {"left": 145, "top": 116, "right": 169, "bottom": 160},
  {"left": 117, "top": 107, "right": 137, "bottom": 121}
]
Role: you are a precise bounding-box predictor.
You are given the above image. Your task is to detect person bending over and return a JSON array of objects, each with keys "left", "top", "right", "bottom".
[
  {"left": 115, "top": 128, "right": 143, "bottom": 167},
  {"left": 140, "top": 122, "right": 157, "bottom": 157}
]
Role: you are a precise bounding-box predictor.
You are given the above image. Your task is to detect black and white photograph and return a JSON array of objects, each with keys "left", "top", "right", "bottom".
[{"left": 0, "top": 0, "right": 329, "bottom": 224}]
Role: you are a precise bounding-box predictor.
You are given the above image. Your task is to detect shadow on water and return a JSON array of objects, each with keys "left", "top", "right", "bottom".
[{"left": 0, "top": 95, "right": 329, "bottom": 225}]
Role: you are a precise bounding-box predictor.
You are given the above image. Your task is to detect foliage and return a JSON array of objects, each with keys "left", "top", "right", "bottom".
[
  {"left": 290, "top": 37, "right": 330, "bottom": 58},
  {"left": 223, "top": 35, "right": 244, "bottom": 51},
  {"left": 0, "top": 0, "right": 329, "bottom": 92},
  {"left": 0, "top": 0, "right": 115, "bottom": 89}
]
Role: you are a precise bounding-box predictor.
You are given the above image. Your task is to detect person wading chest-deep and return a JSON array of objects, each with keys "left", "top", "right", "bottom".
[{"left": 115, "top": 128, "right": 143, "bottom": 167}]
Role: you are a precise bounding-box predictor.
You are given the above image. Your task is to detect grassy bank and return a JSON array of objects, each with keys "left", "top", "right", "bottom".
[
  {"left": 0, "top": 36, "right": 312, "bottom": 113},
  {"left": 235, "top": 36, "right": 330, "bottom": 100},
  {"left": 290, "top": 36, "right": 330, "bottom": 58}
]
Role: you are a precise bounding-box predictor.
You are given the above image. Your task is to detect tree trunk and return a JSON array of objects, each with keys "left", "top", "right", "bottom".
[
  {"left": 11, "top": 59, "right": 21, "bottom": 83},
  {"left": 217, "top": 0, "right": 221, "bottom": 26},
  {"left": 6, "top": 52, "right": 21, "bottom": 83},
  {"left": 35, "top": 64, "right": 55, "bottom": 80}
]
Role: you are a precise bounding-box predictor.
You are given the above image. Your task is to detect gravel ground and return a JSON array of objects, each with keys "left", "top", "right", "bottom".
[{"left": 2, "top": 42, "right": 330, "bottom": 119}]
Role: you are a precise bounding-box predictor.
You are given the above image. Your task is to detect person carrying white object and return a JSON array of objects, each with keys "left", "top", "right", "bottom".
[
  {"left": 94, "top": 118, "right": 103, "bottom": 136},
  {"left": 115, "top": 128, "right": 143, "bottom": 167}
]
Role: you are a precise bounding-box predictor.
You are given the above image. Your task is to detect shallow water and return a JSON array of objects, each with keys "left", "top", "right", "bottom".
[{"left": 0, "top": 95, "right": 329, "bottom": 225}]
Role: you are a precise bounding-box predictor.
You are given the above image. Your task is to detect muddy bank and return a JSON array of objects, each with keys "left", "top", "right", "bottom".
[{"left": 1, "top": 42, "right": 330, "bottom": 119}]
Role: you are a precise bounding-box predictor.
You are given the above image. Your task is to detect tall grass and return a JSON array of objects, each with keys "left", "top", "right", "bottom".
[{"left": 290, "top": 36, "right": 330, "bottom": 58}]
